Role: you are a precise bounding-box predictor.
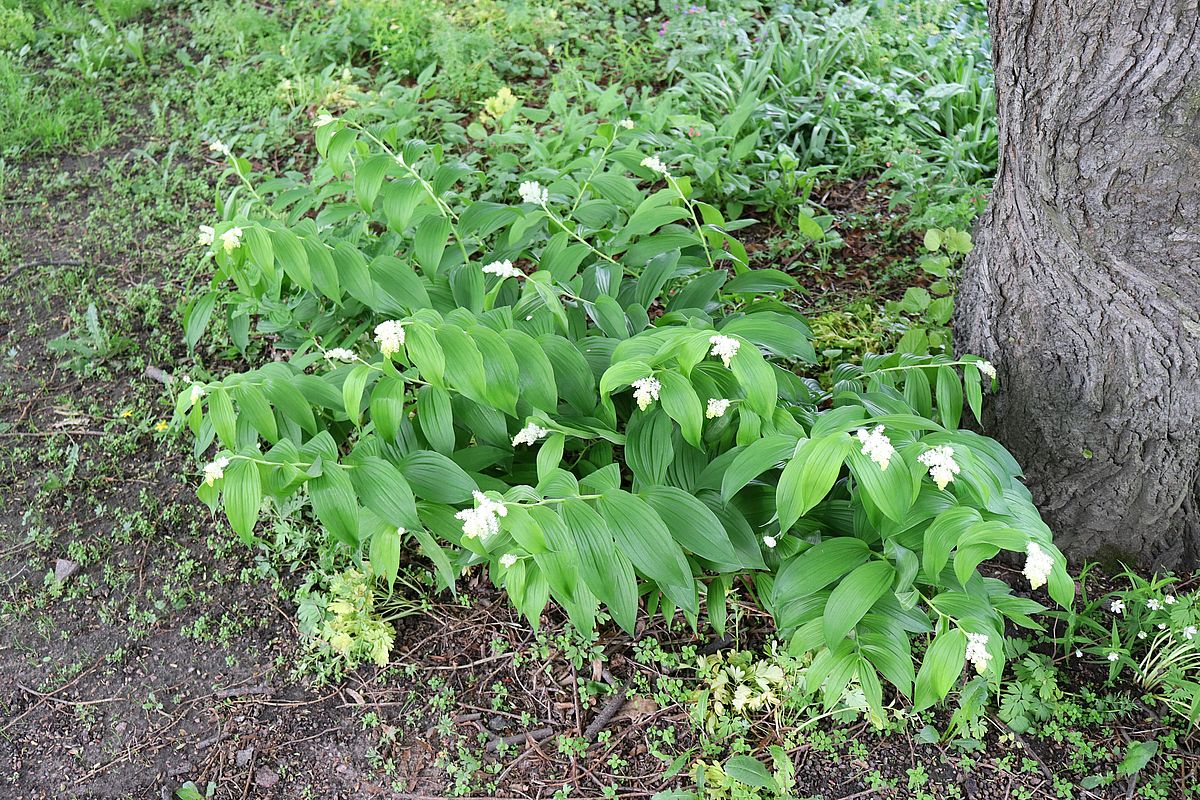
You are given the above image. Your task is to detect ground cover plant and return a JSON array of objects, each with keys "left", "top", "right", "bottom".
[{"left": 1, "top": 1, "right": 1198, "bottom": 799}]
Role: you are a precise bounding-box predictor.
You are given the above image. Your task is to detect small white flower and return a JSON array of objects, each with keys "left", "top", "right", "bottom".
[
  {"left": 708, "top": 334, "right": 741, "bottom": 368},
  {"left": 618, "top": 118, "right": 635, "bottom": 129},
  {"left": 188, "top": 384, "right": 206, "bottom": 407},
  {"left": 482, "top": 259, "right": 522, "bottom": 279},
  {"left": 314, "top": 112, "right": 336, "bottom": 128},
  {"left": 324, "top": 348, "right": 356, "bottom": 363},
  {"left": 203, "top": 456, "right": 231, "bottom": 486},
  {"left": 640, "top": 154, "right": 669, "bottom": 176},
  {"left": 1075, "top": 649, "right": 1083, "bottom": 657},
  {"left": 1159, "top": 623, "right": 1168, "bottom": 630},
  {"left": 500, "top": 553, "right": 518, "bottom": 569},
  {"left": 1165, "top": 594, "right": 1177, "bottom": 605},
  {"left": 512, "top": 422, "right": 550, "bottom": 447},
  {"left": 855, "top": 425, "right": 896, "bottom": 471},
  {"left": 220, "top": 226, "right": 242, "bottom": 253},
  {"left": 1184, "top": 626, "right": 1197, "bottom": 640},
  {"left": 1137, "top": 631, "right": 1148, "bottom": 640},
  {"left": 918, "top": 445, "right": 960, "bottom": 490},
  {"left": 455, "top": 490, "right": 509, "bottom": 540},
  {"left": 197, "top": 225, "right": 215, "bottom": 246},
  {"left": 1022, "top": 541, "right": 1054, "bottom": 591},
  {"left": 1110, "top": 599, "right": 1126, "bottom": 614},
  {"left": 977, "top": 360, "right": 997, "bottom": 380},
  {"left": 763, "top": 535, "right": 777, "bottom": 549},
  {"left": 1147, "top": 598, "right": 1163, "bottom": 611},
  {"left": 632, "top": 376, "right": 661, "bottom": 411},
  {"left": 706, "top": 398, "right": 731, "bottom": 419},
  {"left": 374, "top": 320, "right": 406, "bottom": 357},
  {"left": 1107, "top": 651, "right": 1119, "bottom": 662},
  {"left": 518, "top": 180, "right": 548, "bottom": 205},
  {"left": 965, "top": 632, "right": 991, "bottom": 673},
  {"left": 208, "top": 139, "right": 230, "bottom": 156}
]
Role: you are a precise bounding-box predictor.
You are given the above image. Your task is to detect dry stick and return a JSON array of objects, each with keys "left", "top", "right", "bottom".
[
  {"left": 485, "top": 726, "right": 555, "bottom": 753},
  {"left": 16, "top": 684, "right": 123, "bottom": 706}
]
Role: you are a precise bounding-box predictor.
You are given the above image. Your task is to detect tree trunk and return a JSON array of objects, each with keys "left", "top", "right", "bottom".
[{"left": 956, "top": 0, "right": 1200, "bottom": 568}]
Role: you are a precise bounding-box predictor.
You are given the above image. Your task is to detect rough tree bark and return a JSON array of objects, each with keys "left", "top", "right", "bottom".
[{"left": 955, "top": 0, "right": 1200, "bottom": 568}]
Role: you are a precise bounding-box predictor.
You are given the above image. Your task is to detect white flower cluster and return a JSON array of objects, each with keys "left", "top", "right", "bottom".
[
  {"left": 518, "top": 180, "right": 548, "bottom": 205},
  {"left": 512, "top": 422, "right": 550, "bottom": 447},
  {"left": 977, "top": 360, "right": 997, "bottom": 380},
  {"left": 455, "top": 490, "right": 508, "bottom": 540},
  {"left": 1022, "top": 541, "right": 1054, "bottom": 590},
  {"left": 618, "top": 119, "right": 635, "bottom": 130},
  {"left": 324, "top": 348, "right": 356, "bottom": 363},
  {"left": 203, "top": 456, "right": 231, "bottom": 486},
  {"left": 706, "top": 398, "right": 731, "bottom": 419},
  {"left": 918, "top": 445, "right": 960, "bottom": 490},
  {"left": 762, "top": 535, "right": 777, "bottom": 549},
  {"left": 188, "top": 383, "right": 207, "bottom": 407},
  {"left": 220, "top": 227, "right": 243, "bottom": 253},
  {"left": 197, "top": 225, "right": 215, "bottom": 246},
  {"left": 500, "top": 553, "right": 518, "bottom": 568},
  {"left": 855, "top": 425, "right": 895, "bottom": 471},
  {"left": 632, "top": 377, "right": 661, "bottom": 411},
  {"left": 482, "top": 259, "right": 522, "bottom": 279},
  {"left": 640, "top": 155, "right": 670, "bottom": 176},
  {"left": 708, "top": 335, "right": 740, "bottom": 368},
  {"left": 374, "top": 320, "right": 406, "bottom": 357},
  {"left": 965, "top": 631, "right": 991, "bottom": 673},
  {"left": 208, "top": 139, "right": 231, "bottom": 157}
]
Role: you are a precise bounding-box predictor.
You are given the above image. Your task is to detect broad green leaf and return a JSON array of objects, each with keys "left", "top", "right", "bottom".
[
  {"left": 598, "top": 489, "right": 697, "bottom": 615},
  {"left": 417, "top": 385, "right": 455, "bottom": 455},
  {"left": 309, "top": 462, "right": 360, "bottom": 545},
  {"left": 223, "top": 458, "right": 261, "bottom": 544},
  {"left": 398, "top": 450, "right": 476, "bottom": 503},
  {"left": 640, "top": 485, "right": 738, "bottom": 566},
  {"left": 823, "top": 560, "right": 895, "bottom": 646},
  {"left": 351, "top": 456, "right": 420, "bottom": 529},
  {"left": 914, "top": 628, "right": 967, "bottom": 710},
  {"left": 720, "top": 434, "right": 797, "bottom": 499},
  {"left": 657, "top": 371, "right": 703, "bottom": 449},
  {"left": 777, "top": 434, "right": 851, "bottom": 531}
]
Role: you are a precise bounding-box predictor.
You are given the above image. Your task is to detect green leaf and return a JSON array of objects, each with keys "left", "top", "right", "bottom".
[
  {"left": 370, "top": 375, "right": 407, "bottom": 444},
  {"left": 209, "top": 387, "right": 237, "bottom": 448},
  {"left": 416, "top": 385, "right": 455, "bottom": 455},
  {"left": 936, "top": 366, "right": 963, "bottom": 430},
  {"left": 351, "top": 456, "right": 420, "bottom": 530},
  {"left": 730, "top": 342, "right": 776, "bottom": 418},
  {"left": 724, "top": 755, "right": 775, "bottom": 790},
  {"left": 410, "top": 525, "right": 457, "bottom": 594},
  {"left": 560, "top": 499, "right": 639, "bottom": 633},
  {"left": 640, "top": 485, "right": 738, "bottom": 567},
  {"left": 914, "top": 629, "right": 967, "bottom": 711},
  {"left": 341, "top": 364, "right": 370, "bottom": 426},
  {"left": 720, "top": 434, "right": 797, "bottom": 499},
  {"left": 183, "top": 292, "right": 216, "bottom": 352},
  {"left": 233, "top": 384, "right": 277, "bottom": 442},
  {"left": 846, "top": 445, "right": 917, "bottom": 524},
  {"left": 222, "top": 458, "right": 261, "bottom": 544},
  {"left": 824, "top": 560, "right": 894, "bottom": 646},
  {"left": 922, "top": 506, "right": 982, "bottom": 582},
  {"left": 773, "top": 538, "right": 870, "bottom": 609},
  {"left": 599, "top": 489, "right": 697, "bottom": 615},
  {"left": 1117, "top": 741, "right": 1157, "bottom": 776},
  {"left": 309, "top": 463, "right": 360, "bottom": 545},
  {"left": 626, "top": 408, "right": 674, "bottom": 487},
  {"left": 398, "top": 450, "right": 476, "bottom": 503},
  {"left": 369, "top": 525, "right": 401, "bottom": 589},
  {"left": 657, "top": 371, "right": 704, "bottom": 449},
  {"left": 414, "top": 215, "right": 451, "bottom": 274},
  {"left": 776, "top": 434, "right": 851, "bottom": 531}
]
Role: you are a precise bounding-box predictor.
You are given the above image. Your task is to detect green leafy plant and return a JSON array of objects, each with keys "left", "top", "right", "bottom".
[{"left": 179, "top": 106, "right": 1071, "bottom": 717}]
